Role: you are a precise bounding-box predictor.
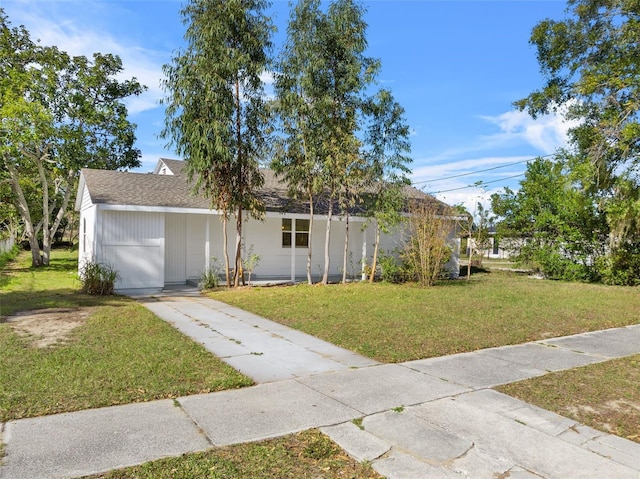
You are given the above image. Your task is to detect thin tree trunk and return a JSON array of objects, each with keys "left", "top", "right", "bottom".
[
  {"left": 467, "top": 229, "right": 473, "bottom": 281},
  {"left": 322, "top": 197, "right": 333, "bottom": 284},
  {"left": 234, "top": 207, "right": 243, "bottom": 287},
  {"left": 222, "top": 216, "right": 231, "bottom": 287},
  {"left": 44, "top": 170, "right": 76, "bottom": 262},
  {"left": 233, "top": 75, "right": 243, "bottom": 288},
  {"left": 369, "top": 222, "right": 381, "bottom": 283},
  {"left": 36, "top": 157, "right": 51, "bottom": 266},
  {"left": 307, "top": 189, "right": 314, "bottom": 285},
  {"left": 342, "top": 213, "right": 349, "bottom": 284}
]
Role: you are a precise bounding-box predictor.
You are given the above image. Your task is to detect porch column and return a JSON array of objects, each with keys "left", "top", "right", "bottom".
[{"left": 290, "top": 225, "right": 295, "bottom": 282}]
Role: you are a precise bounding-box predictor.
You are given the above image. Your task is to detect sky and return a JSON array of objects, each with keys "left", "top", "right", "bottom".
[{"left": 2, "top": 0, "right": 574, "bottom": 213}]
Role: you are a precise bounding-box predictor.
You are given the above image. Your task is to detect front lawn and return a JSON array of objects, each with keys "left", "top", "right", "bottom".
[
  {"left": 0, "top": 250, "right": 252, "bottom": 421},
  {"left": 210, "top": 273, "right": 640, "bottom": 362}
]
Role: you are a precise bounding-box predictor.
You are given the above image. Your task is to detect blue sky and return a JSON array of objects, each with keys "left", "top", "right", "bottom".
[{"left": 3, "top": 0, "right": 573, "bottom": 212}]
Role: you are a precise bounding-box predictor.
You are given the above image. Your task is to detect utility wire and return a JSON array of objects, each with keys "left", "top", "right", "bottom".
[
  {"left": 426, "top": 173, "right": 525, "bottom": 195},
  {"left": 412, "top": 153, "right": 554, "bottom": 186}
]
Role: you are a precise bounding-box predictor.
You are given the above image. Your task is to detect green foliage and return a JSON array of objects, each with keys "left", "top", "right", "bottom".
[
  {"left": 79, "top": 261, "right": 119, "bottom": 295},
  {"left": 377, "top": 250, "right": 406, "bottom": 284},
  {"left": 1, "top": 9, "right": 144, "bottom": 268},
  {"left": 491, "top": 156, "right": 607, "bottom": 282},
  {"left": 162, "top": 0, "right": 273, "bottom": 287},
  {"left": 598, "top": 241, "right": 640, "bottom": 286},
  {"left": 510, "top": 0, "right": 640, "bottom": 284}
]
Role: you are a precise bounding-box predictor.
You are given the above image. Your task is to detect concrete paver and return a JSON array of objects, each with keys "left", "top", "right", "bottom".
[
  {"left": 1, "top": 400, "right": 210, "bottom": 479},
  {"left": 298, "top": 363, "right": 471, "bottom": 415},
  {"left": 177, "top": 380, "right": 360, "bottom": 446},
  {"left": 141, "top": 295, "right": 378, "bottom": 383},
  {"left": 2, "top": 289, "right": 640, "bottom": 479}
]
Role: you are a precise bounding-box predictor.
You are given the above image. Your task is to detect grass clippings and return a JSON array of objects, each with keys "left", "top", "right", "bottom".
[{"left": 88, "top": 429, "right": 381, "bottom": 479}]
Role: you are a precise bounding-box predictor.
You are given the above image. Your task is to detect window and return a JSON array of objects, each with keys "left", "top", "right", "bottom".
[
  {"left": 492, "top": 238, "right": 499, "bottom": 255},
  {"left": 295, "top": 219, "right": 309, "bottom": 247},
  {"left": 282, "top": 218, "right": 309, "bottom": 248}
]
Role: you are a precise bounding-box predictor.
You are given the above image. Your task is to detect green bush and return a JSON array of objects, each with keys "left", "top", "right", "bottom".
[
  {"left": 378, "top": 251, "right": 406, "bottom": 284},
  {"left": 599, "top": 242, "right": 640, "bottom": 286},
  {"left": 79, "top": 261, "right": 119, "bottom": 295}
]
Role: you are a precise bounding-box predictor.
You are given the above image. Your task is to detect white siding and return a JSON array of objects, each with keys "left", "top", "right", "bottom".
[
  {"left": 100, "top": 210, "right": 164, "bottom": 291},
  {"left": 165, "top": 213, "right": 186, "bottom": 283}
]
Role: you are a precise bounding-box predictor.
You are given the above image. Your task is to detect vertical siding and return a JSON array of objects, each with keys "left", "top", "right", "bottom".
[
  {"left": 165, "top": 213, "right": 186, "bottom": 283},
  {"left": 100, "top": 210, "right": 164, "bottom": 291}
]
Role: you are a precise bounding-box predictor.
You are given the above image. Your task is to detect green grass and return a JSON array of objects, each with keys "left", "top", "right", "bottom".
[
  {"left": 497, "top": 355, "right": 640, "bottom": 444},
  {"left": 89, "top": 429, "right": 381, "bottom": 479},
  {"left": 0, "top": 250, "right": 253, "bottom": 421},
  {"left": 209, "top": 273, "right": 640, "bottom": 362}
]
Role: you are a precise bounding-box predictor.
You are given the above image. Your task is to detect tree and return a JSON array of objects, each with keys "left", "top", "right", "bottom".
[
  {"left": 491, "top": 156, "right": 607, "bottom": 281},
  {"left": 162, "top": 0, "right": 273, "bottom": 287},
  {"left": 273, "top": 0, "right": 379, "bottom": 285},
  {"left": 361, "top": 89, "right": 412, "bottom": 283},
  {"left": 1, "top": 10, "right": 144, "bottom": 266},
  {"left": 515, "top": 0, "right": 640, "bottom": 283},
  {"left": 272, "top": 0, "right": 325, "bottom": 285},
  {"left": 456, "top": 202, "right": 492, "bottom": 280}
]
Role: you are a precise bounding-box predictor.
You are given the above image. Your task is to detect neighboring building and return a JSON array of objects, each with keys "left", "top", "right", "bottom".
[{"left": 75, "top": 158, "right": 460, "bottom": 293}]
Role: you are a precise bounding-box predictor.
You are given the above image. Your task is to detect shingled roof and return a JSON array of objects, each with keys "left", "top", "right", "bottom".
[{"left": 78, "top": 158, "right": 444, "bottom": 216}]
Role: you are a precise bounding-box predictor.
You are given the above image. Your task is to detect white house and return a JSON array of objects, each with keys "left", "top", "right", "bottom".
[{"left": 75, "top": 158, "right": 459, "bottom": 293}]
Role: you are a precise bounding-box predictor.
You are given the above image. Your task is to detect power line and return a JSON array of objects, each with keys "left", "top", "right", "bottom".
[
  {"left": 426, "top": 173, "right": 525, "bottom": 195},
  {"left": 412, "top": 153, "right": 554, "bottom": 186}
]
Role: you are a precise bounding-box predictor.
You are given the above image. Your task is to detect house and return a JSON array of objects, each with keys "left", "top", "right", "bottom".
[{"left": 75, "top": 158, "right": 460, "bottom": 293}]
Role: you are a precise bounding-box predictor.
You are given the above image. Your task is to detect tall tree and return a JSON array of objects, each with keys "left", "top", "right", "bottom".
[
  {"left": 491, "top": 155, "right": 607, "bottom": 281},
  {"left": 273, "top": 0, "right": 379, "bottom": 284},
  {"left": 1, "top": 10, "right": 144, "bottom": 266},
  {"left": 272, "top": 0, "right": 325, "bottom": 285},
  {"left": 162, "top": 0, "right": 273, "bottom": 287},
  {"left": 514, "top": 0, "right": 640, "bottom": 282},
  {"left": 361, "top": 89, "right": 412, "bottom": 283}
]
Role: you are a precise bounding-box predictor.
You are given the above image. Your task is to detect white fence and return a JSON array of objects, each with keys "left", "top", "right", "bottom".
[{"left": 0, "top": 236, "right": 15, "bottom": 254}]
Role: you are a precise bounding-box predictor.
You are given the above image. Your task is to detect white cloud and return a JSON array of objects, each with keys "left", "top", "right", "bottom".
[
  {"left": 7, "top": 2, "right": 167, "bottom": 115},
  {"left": 480, "top": 107, "right": 579, "bottom": 154}
]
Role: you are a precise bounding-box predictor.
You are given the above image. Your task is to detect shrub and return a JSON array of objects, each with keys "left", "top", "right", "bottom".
[
  {"left": 79, "top": 261, "right": 119, "bottom": 295},
  {"left": 378, "top": 250, "right": 405, "bottom": 284},
  {"left": 200, "top": 257, "right": 222, "bottom": 289}
]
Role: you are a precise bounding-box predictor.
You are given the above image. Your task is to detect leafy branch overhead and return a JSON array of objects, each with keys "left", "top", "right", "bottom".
[{"left": 0, "top": 8, "right": 145, "bottom": 267}]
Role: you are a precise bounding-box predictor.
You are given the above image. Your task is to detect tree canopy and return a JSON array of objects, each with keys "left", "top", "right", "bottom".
[
  {"left": 1, "top": 9, "right": 144, "bottom": 266},
  {"left": 162, "top": 0, "right": 274, "bottom": 287},
  {"left": 494, "top": 0, "right": 640, "bottom": 285},
  {"left": 273, "top": 0, "right": 411, "bottom": 284}
]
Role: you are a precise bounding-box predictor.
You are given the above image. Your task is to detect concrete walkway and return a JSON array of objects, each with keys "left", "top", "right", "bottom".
[{"left": 2, "top": 290, "right": 640, "bottom": 479}]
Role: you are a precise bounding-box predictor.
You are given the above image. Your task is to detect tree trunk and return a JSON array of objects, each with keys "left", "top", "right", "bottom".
[
  {"left": 322, "top": 197, "right": 333, "bottom": 284},
  {"left": 369, "top": 222, "right": 381, "bottom": 283},
  {"left": 222, "top": 216, "right": 231, "bottom": 287},
  {"left": 467, "top": 229, "right": 473, "bottom": 281},
  {"left": 307, "top": 189, "right": 314, "bottom": 285},
  {"left": 342, "top": 213, "right": 349, "bottom": 284},
  {"left": 7, "top": 162, "right": 41, "bottom": 266},
  {"left": 234, "top": 207, "right": 243, "bottom": 287},
  {"left": 36, "top": 157, "right": 52, "bottom": 266}
]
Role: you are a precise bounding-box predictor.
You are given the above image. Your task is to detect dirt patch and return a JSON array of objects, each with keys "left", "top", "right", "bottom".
[{"left": 4, "top": 308, "right": 95, "bottom": 348}]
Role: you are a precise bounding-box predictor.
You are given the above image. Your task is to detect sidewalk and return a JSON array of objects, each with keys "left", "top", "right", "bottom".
[{"left": 2, "top": 290, "right": 640, "bottom": 479}]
